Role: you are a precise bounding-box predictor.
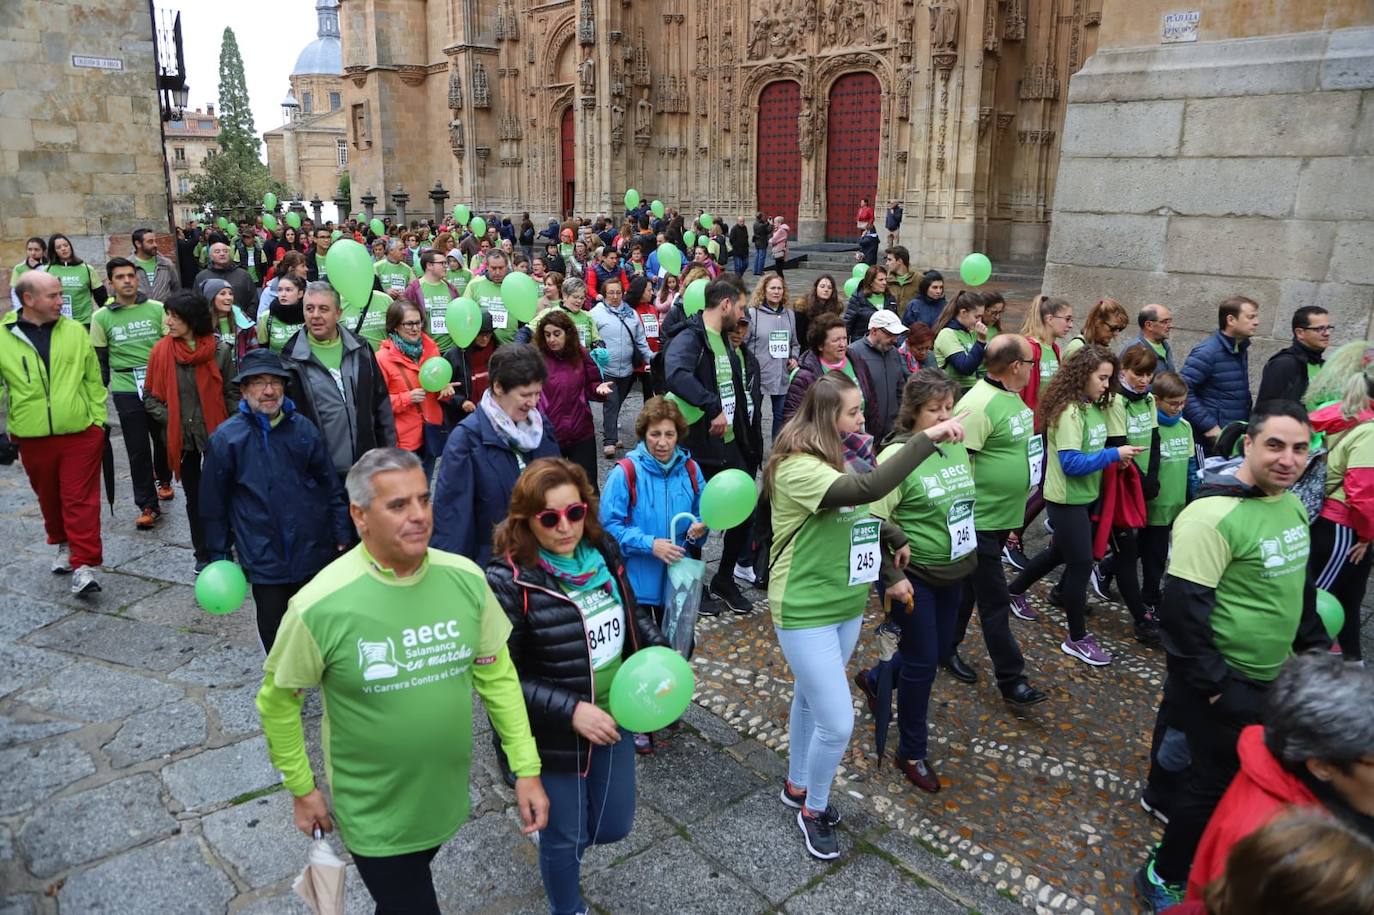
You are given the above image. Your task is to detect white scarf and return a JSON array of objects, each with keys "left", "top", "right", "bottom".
[{"left": 479, "top": 390, "right": 545, "bottom": 452}]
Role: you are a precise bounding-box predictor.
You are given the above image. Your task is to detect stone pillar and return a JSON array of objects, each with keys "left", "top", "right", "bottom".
[
  {"left": 429, "top": 181, "right": 450, "bottom": 225},
  {"left": 333, "top": 190, "right": 350, "bottom": 221},
  {"left": 392, "top": 186, "right": 409, "bottom": 227},
  {"left": 310, "top": 195, "right": 324, "bottom": 226},
  {"left": 360, "top": 190, "right": 377, "bottom": 220}
]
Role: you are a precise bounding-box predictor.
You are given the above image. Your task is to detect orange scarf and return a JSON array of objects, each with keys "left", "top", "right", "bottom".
[{"left": 145, "top": 335, "right": 228, "bottom": 478}]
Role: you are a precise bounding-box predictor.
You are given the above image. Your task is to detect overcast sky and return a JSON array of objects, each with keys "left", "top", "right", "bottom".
[{"left": 157, "top": 0, "right": 318, "bottom": 159}]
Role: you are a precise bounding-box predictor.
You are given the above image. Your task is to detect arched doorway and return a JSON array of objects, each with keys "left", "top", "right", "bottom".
[
  {"left": 560, "top": 108, "right": 575, "bottom": 217},
  {"left": 756, "top": 80, "right": 801, "bottom": 238},
  {"left": 824, "top": 72, "right": 881, "bottom": 241}
]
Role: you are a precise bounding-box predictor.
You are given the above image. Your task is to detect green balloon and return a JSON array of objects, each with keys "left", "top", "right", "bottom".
[
  {"left": 651, "top": 199, "right": 665, "bottom": 219},
  {"left": 657, "top": 243, "right": 683, "bottom": 277},
  {"left": 331, "top": 229, "right": 343, "bottom": 241},
  {"left": 683, "top": 278, "right": 708, "bottom": 316},
  {"left": 447, "top": 297, "right": 483, "bottom": 348},
  {"left": 216, "top": 216, "right": 229, "bottom": 229},
  {"left": 227, "top": 223, "right": 239, "bottom": 237},
  {"left": 852, "top": 263, "right": 869, "bottom": 280},
  {"left": 960, "top": 252, "right": 993, "bottom": 287},
  {"left": 699, "top": 468, "right": 757, "bottom": 529},
  {"left": 1316, "top": 588, "right": 1344, "bottom": 640},
  {"left": 195, "top": 560, "right": 247, "bottom": 615},
  {"left": 263, "top": 192, "right": 277, "bottom": 210},
  {"left": 324, "top": 239, "right": 374, "bottom": 314},
  {"left": 624, "top": 188, "right": 640, "bottom": 210},
  {"left": 683, "top": 230, "right": 697, "bottom": 249},
  {"left": 419, "top": 356, "right": 453, "bottom": 393},
  {"left": 469, "top": 216, "right": 487, "bottom": 238},
  {"left": 285, "top": 211, "right": 302, "bottom": 229},
  {"left": 609, "top": 646, "right": 695, "bottom": 732},
  {"left": 665, "top": 392, "right": 704, "bottom": 425},
  {"left": 261, "top": 213, "right": 278, "bottom": 232},
  {"left": 369, "top": 218, "right": 386, "bottom": 237},
  {"left": 454, "top": 204, "right": 471, "bottom": 226},
  {"left": 501, "top": 271, "right": 541, "bottom": 323},
  {"left": 843, "top": 276, "right": 860, "bottom": 298},
  {"left": 698, "top": 213, "right": 713, "bottom": 231}
]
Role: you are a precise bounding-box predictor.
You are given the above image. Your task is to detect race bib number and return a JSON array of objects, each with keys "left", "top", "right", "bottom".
[
  {"left": 61, "top": 294, "right": 73, "bottom": 318},
  {"left": 133, "top": 367, "right": 147, "bottom": 399},
  {"left": 768, "top": 330, "right": 790, "bottom": 360},
  {"left": 429, "top": 310, "right": 448, "bottom": 335},
  {"left": 577, "top": 325, "right": 590, "bottom": 348},
  {"left": 389, "top": 282, "right": 405, "bottom": 293},
  {"left": 947, "top": 500, "right": 975, "bottom": 561},
  {"left": 1027, "top": 435, "right": 1045, "bottom": 488},
  {"left": 245, "top": 250, "right": 255, "bottom": 268},
  {"left": 489, "top": 305, "right": 509, "bottom": 329},
  {"left": 572, "top": 588, "right": 624, "bottom": 669},
  {"left": 719, "top": 384, "right": 736, "bottom": 425},
  {"left": 848, "top": 518, "right": 881, "bottom": 586},
  {"left": 642, "top": 314, "right": 659, "bottom": 338}
]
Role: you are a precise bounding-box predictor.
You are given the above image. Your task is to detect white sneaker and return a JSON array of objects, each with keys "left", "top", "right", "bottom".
[
  {"left": 51, "top": 543, "right": 71, "bottom": 574},
  {"left": 733, "top": 563, "right": 757, "bottom": 585},
  {"left": 70, "top": 565, "right": 101, "bottom": 595}
]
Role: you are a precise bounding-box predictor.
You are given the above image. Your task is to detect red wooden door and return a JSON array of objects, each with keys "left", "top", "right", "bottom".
[
  {"left": 755, "top": 80, "right": 801, "bottom": 239},
  {"left": 824, "top": 72, "right": 881, "bottom": 242},
  {"left": 560, "top": 108, "right": 575, "bottom": 217}
]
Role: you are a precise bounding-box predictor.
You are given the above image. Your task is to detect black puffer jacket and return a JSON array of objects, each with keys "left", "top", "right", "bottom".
[{"left": 485, "top": 536, "right": 666, "bottom": 773}]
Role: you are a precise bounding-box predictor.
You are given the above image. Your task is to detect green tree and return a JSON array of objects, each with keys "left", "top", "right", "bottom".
[
  {"left": 216, "top": 28, "right": 258, "bottom": 161},
  {"left": 185, "top": 151, "right": 289, "bottom": 222},
  {"left": 337, "top": 172, "right": 351, "bottom": 202}
]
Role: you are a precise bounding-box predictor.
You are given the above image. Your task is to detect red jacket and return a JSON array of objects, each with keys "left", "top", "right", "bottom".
[
  {"left": 1020, "top": 337, "right": 1061, "bottom": 426},
  {"left": 1186, "top": 725, "right": 1319, "bottom": 901},
  {"left": 375, "top": 336, "right": 445, "bottom": 451}
]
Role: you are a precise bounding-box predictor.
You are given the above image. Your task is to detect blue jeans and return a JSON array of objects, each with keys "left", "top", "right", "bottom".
[
  {"left": 769, "top": 393, "right": 787, "bottom": 440},
  {"left": 893, "top": 574, "right": 962, "bottom": 761},
  {"left": 775, "top": 616, "right": 863, "bottom": 813},
  {"left": 731, "top": 255, "right": 748, "bottom": 276},
  {"left": 752, "top": 249, "right": 766, "bottom": 275},
  {"left": 538, "top": 731, "right": 636, "bottom": 915}
]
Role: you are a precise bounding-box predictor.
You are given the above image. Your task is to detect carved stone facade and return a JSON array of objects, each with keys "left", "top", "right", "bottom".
[{"left": 336, "top": 0, "right": 1104, "bottom": 262}]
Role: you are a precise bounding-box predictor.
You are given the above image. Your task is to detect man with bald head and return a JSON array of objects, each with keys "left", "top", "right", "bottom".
[
  {"left": 193, "top": 235, "right": 258, "bottom": 317},
  {"left": 945, "top": 334, "right": 1047, "bottom": 706},
  {"left": 0, "top": 272, "right": 109, "bottom": 594},
  {"left": 1124, "top": 304, "right": 1175, "bottom": 374}
]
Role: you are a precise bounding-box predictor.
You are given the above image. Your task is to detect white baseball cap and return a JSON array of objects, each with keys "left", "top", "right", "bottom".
[{"left": 868, "top": 310, "right": 908, "bottom": 336}]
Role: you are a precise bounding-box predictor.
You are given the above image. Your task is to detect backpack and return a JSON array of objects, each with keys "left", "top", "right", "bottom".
[{"left": 617, "top": 456, "right": 700, "bottom": 510}]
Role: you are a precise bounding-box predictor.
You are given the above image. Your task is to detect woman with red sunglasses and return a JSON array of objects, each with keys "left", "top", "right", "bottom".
[{"left": 486, "top": 457, "right": 667, "bottom": 915}]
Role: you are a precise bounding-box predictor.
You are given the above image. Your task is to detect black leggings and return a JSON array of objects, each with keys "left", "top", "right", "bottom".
[
  {"left": 1099, "top": 528, "right": 1149, "bottom": 624},
  {"left": 351, "top": 844, "right": 441, "bottom": 915},
  {"left": 251, "top": 581, "right": 307, "bottom": 652},
  {"left": 561, "top": 436, "right": 600, "bottom": 495},
  {"left": 1308, "top": 516, "right": 1372, "bottom": 660},
  {"left": 1009, "top": 501, "right": 1093, "bottom": 641},
  {"left": 1138, "top": 524, "right": 1172, "bottom": 607}
]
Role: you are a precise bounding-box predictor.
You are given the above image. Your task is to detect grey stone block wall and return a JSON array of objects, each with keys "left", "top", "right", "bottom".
[{"left": 1045, "top": 27, "right": 1374, "bottom": 364}]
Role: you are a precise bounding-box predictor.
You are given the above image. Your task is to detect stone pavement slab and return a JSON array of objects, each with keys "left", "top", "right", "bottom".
[
  {"left": 15, "top": 773, "right": 178, "bottom": 877},
  {"left": 0, "top": 740, "right": 96, "bottom": 816},
  {"left": 57, "top": 835, "right": 237, "bottom": 915},
  {"left": 204, "top": 683, "right": 267, "bottom": 738},
  {"left": 430, "top": 812, "right": 547, "bottom": 912},
  {"left": 577, "top": 803, "right": 677, "bottom": 876},
  {"left": 167, "top": 642, "right": 268, "bottom": 688},
  {"left": 781, "top": 851, "right": 971, "bottom": 915},
  {"left": 0, "top": 590, "right": 73, "bottom": 641},
  {"left": 115, "top": 542, "right": 201, "bottom": 583},
  {"left": 585, "top": 833, "right": 771, "bottom": 915},
  {"left": 25, "top": 612, "right": 214, "bottom": 672},
  {"left": 161, "top": 735, "right": 281, "bottom": 811},
  {"left": 201, "top": 791, "right": 308, "bottom": 889},
  {"left": 689, "top": 787, "right": 829, "bottom": 904},
  {"left": 0, "top": 643, "right": 71, "bottom": 703},
  {"left": 101, "top": 697, "right": 208, "bottom": 768},
  {"left": 634, "top": 731, "right": 764, "bottom": 826},
  {"left": 14, "top": 660, "right": 183, "bottom": 722},
  {"left": 0, "top": 894, "right": 35, "bottom": 915},
  {"left": 0, "top": 564, "right": 165, "bottom": 613},
  {"left": 0, "top": 713, "right": 82, "bottom": 753}
]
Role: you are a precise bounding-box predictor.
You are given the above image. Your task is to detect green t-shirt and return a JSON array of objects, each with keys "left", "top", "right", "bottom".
[
  {"left": 1148, "top": 339, "right": 1167, "bottom": 360},
  {"left": 308, "top": 334, "right": 345, "bottom": 399},
  {"left": 705, "top": 327, "right": 738, "bottom": 443},
  {"left": 557, "top": 583, "right": 625, "bottom": 712},
  {"left": 934, "top": 325, "right": 980, "bottom": 390},
  {"left": 89, "top": 298, "right": 164, "bottom": 394},
  {"left": 46, "top": 262, "right": 100, "bottom": 324},
  {"left": 419, "top": 280, "right": 456, "bottom": 353},
  {"left": 263, "top": 546, "right": 516, "bottom": 856},
  {"left": 1062, "top": 335, "right": 1087, "bottom": 361},
  {"left": 1107, "top": 392, "right": 1157, "bottom": 473},
  {"left": 341, "top": 291, "right": 390, "bottom": 349},
  {"left": 446, "top": 269, "right": 471, "bottom": 297},
  {"left": 1167, "top": 492, "right": 1311, "bottom": 682},
  {"left": 1044, "top": 402, "right": 1110, "bottom": 505},
  {"left": 768, "top": 455, "right": 876, "bottom": 629},
  {"left": 955, "top": 380, "right": 1038, "bottom": 531},
  {"left": 467, "top": 276, "right": 514, "bottom": 344},
  {"left": 1038, "top": 344, "right": 1060, "bottom": 384},
  {"left": 871, "top": 440, "right": 977, "bottom": 567},
  {"left": 10, "top": 260, "right": 36, "bottom": 289},
  {"left": 374, "top": 259, "right": 415, "bottom": 295},
  {"left": 257, "top": 310, "right": 304, "bottom": 353},
  {"left": 134, "top": 255, "right": 158, "bottom": 283},
  {"left": 1149, "top": 417, "right": 1194, "bottom": 526}
]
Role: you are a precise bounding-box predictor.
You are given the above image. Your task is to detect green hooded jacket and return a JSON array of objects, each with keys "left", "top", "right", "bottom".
[{"left": 0, "top": 310, "right": 107, "bottom": 438}]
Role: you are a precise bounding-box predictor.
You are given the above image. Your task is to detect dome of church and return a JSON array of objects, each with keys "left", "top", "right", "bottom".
[{"left": 291, "top": 0, "right": 342, "bottom": 76}]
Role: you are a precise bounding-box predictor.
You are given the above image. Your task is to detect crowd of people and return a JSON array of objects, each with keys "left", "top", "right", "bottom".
[{"left": 3, "top": 210, "right": 1372, "bottom": 915}]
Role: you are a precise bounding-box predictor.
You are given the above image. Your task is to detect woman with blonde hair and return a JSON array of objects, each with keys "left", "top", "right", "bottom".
[{"left": 743, "top": 271, "right": 799, "bottom": 436}]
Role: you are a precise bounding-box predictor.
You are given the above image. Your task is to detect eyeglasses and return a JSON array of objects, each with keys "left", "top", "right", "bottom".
[
  {"left": 534, "top": 502, "right": 588, "bottom": 529},
  {"left": 1051, "top": 313, "right": 1073, "bottom": 322},
  {"left": 244, "top": 377, "right": 284, "bottom": 389},
  {"left": 1301, "top": 324, "right": 1334, "bottom": 335},
  {"left": 398, "top": 320, "right": 424, "bottom": 329},
  {"left": 1107, "top": 323, "right": 1128, "bottom": 333}
]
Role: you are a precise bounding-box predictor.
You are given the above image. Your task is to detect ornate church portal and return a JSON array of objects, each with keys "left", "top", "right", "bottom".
[{"left": 338, "top": 0, "right": 1098, "bottom": 262}]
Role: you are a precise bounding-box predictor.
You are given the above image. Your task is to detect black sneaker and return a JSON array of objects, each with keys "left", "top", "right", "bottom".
[
  {"left": 779, "top": 780, "right": 841, "bottom": 824},
  {"left": 1090, "top": 563, "right": 1119, "bottom": 602},
  {"left": 708, "top": 576, "right": 753, "bottom": 614},
  {"left": 1133, "top": 616, "right": 1162, "bottom": 646},
  {"left": 697, "top": 595, "right": 723, "bottom": 618},
  {"left": 1001, "top": 544, "right": 1029, "bottom": 571},
  {"left": 796, "top": 808, "right": 841, "bottom": 860}
]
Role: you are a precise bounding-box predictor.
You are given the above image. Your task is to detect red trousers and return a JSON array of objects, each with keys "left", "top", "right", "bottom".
[{"left": 16, "top": 424, "right": 104, "bottom": 569}]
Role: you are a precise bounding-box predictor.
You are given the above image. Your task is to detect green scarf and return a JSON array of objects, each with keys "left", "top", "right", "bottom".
[
  {"left": 538, "top": 541, "right": 622, "bottom": 604},
  {"left": 390, "top": 332, "right": 424, "bottom": 362}
]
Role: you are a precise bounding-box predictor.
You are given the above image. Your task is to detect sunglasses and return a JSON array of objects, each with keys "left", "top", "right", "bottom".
[{"left": 534, "top": 502, "right": 588, "bottom": 529}]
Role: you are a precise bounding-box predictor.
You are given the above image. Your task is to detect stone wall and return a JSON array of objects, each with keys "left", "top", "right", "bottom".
[
  {"left": 1044, "top": 26, "right": 1374, "bottom": 370},
  {"left": 0, "top": 0, "right": 170, "bottom": 298}
]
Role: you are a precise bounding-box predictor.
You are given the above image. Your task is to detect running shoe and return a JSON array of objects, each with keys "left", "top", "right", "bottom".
[
  {"left": 135, "top": 508, "right": 159, "bottom": 530},
  {"left": 733, "top": 563, "right": 757, "bottom": 585},
  {"left": 1061, "top": 634, "right": 1113, "bottom": 666},
  {"left": 1043, "top": 517, "right": 1055, "bottom": 535},
  {"left": 708, "top": 576, "right": 752, "bottom": 614},
  {"left": 157, "top": 482, "right": 175, "bottom": 501},
  {"left": 1089, "top": 563, "right": 1119, "bottom": 602},
  {"left": 1133, "top": 614, "right": 1162, "bottom": 646},
  {"left": 70, "top": 565, "right": 101, "bottom": 596},
  {"left": 852, "top": 668, "right": 879, "bottom": 715},
  {"left": 778, "top": 780, "right": 840, "bottom": 824},
  {"left": 1134, "top": 858, "right": 1184, "bottom": 913},
  {"left": 1009, "top": 593, "right": 1038, "bottom": 621},
  {"left": 1139, "top": 791, "right": 1171, "bottom": 825},
  {"left": 797, "top": 808, "right": 841, "bottom": 860},
  {"left": 51, "top": 542, "right": 71, "bottom": 575},
  {"left": 1001, "top": 544, "right": 1028, "bottom": 570}
]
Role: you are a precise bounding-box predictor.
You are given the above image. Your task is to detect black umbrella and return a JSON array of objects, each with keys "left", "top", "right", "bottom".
[
  {"left": 871, "top": 598, "right": 908, "bottom": 759},
  {"left": 101, "top": 426, "right": 116, "bottom": 512}
]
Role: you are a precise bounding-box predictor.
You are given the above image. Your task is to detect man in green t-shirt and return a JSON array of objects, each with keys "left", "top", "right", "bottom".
[
  {"left": 131, "top": 227, "right": 181, "bottom": 302},
  {"left": 257, "top": 448, "right": 547, "bottom": 909},
  {"left": 466, "top": 250, "right": 515, "bottom": 345},
  {"left": 405, "top": 251, "right": 458, "bottom": 353},
  {"left": 1136, "top": 402, "right": 1330, "bottom": 910},
  {"left": 946, "top": 335, "right": 1046, "bottom": 706},
  {"left": 90, "top": 257, "right": 171, "bottom": 529},
  {"left": 374, "top": 239, "right": 416, "bottom": 301}
]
